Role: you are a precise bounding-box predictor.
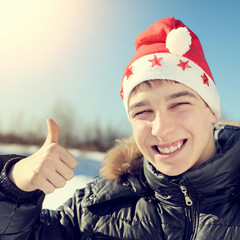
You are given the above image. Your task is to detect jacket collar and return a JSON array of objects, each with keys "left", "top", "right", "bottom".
[{"left": 82, "top": 173, "right": 149, "bottom": 208}]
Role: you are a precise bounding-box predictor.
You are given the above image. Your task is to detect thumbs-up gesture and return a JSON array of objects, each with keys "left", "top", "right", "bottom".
[{"left": 8, "top": 119, "right": 78, "bottom": 194}]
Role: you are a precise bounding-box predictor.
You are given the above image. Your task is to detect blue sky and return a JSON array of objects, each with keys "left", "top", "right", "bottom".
[{"left": 0, "top": 0, "right": 239, "bottom": 136}]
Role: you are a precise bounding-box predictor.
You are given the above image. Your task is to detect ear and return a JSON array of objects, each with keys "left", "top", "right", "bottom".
[{"left": 210, "top": 110, "right": 217, "bottom": 125}]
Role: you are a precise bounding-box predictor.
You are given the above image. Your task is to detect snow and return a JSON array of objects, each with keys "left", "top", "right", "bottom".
[
  {"left": 43, "top": 175, "right": 93, "bottom": 209},
  {"left": 0, "top": 144, "right": 105, "bottom": 209}
]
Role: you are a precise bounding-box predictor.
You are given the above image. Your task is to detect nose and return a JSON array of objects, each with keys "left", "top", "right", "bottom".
[{"left": 151, "top": 112, "right": 175, "bottom": 139}]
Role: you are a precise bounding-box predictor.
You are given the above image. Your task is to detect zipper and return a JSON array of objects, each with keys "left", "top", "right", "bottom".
[
  {"left": 171, "top": 180, "right": 194, "bottom": 240},
  {"left": 170, "top": 180, "right": 193, "bottom": 207},
  {"left": 180, "top": 185, "right": 193, "bottom": 206},
  {"left": 179, "top": 184, "right": 194, "bottom": 240}
]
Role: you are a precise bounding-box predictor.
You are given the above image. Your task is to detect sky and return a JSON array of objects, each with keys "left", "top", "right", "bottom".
[{"left": 0, "top": 0, "right": 239, "bottom": 137}]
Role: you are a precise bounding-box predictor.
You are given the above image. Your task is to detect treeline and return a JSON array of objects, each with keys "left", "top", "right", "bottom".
[
  {"left": 0, "top": 101, "right": 131, "bottom": 152},
  {"left": 0, "top": 123, "right": 128, "bottom": 152}
]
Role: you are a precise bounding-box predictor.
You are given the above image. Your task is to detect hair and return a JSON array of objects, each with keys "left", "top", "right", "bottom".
[{"left": 130, "top": 79, "right": 179, "bottom": 98}]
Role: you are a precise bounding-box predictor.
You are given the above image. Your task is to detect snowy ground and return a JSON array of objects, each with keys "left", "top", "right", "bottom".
[{"left": 0, "top": 144, "right": 105, "bottom": 209}]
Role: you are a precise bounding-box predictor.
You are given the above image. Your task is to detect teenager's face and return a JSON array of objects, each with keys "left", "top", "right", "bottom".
[{"left": 128, "top": 81, "right": 217, "bottom": 176}]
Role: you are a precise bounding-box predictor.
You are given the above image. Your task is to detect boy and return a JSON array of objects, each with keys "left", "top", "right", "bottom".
[{"left": 0, "top": 16, "right": 240, "bottom": 239}]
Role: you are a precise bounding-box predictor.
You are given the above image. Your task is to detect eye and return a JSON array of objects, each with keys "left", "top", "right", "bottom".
[
  {"left": 133, "top": 110, "right": 152, "bottom": 118},
  {"left": 171, "top": 102, "right": 190, "bottom": 109},
  {"left": 135, "top": 110, "right": 149, "bottom": 116}
]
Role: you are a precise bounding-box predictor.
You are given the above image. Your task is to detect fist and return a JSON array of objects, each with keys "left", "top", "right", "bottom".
[{"left": 8, "top": 119, "right": 78, "bottom": 194}]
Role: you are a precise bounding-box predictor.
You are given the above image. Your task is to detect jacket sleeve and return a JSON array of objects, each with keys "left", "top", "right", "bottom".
[{"left": 0, "top": 155, "right": 84, "bottom": 240}]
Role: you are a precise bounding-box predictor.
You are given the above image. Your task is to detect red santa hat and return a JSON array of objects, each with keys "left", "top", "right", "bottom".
[{"left": 120, "top": 17, "right": 221, "bottom": 119}]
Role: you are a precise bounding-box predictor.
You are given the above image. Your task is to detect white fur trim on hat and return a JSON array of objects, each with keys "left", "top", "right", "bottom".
[
  {"left": 166, "top": 27, "right": 192, "bottom": 56},
  {"left": 123, "top": 53, "right": 221, "bottom": 120}
]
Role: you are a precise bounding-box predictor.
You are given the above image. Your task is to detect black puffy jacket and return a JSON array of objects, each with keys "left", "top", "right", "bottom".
[{"left": 0, "top": 124, "right": 240, "bottom": 240}]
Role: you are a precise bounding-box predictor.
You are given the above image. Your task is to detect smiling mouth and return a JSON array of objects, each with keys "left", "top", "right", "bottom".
[{"left": 153, "top": 139, "right": 187, "bottom": 155}]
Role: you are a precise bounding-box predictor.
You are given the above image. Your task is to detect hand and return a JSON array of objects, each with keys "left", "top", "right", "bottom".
[{"left": 8, "top": 119, "right": 78, "bottom": 194}]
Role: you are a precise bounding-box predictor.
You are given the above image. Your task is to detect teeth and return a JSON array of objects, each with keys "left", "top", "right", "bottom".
[{"left": 157, "top": 141, "right": 184, "bottom": 155}]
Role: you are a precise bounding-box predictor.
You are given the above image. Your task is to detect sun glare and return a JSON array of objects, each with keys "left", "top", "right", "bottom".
[{"left": 0, "top": 0, "right": 82, "bottom": 82}]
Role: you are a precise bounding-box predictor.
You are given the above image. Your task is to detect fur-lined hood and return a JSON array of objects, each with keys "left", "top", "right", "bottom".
[
  {"left": 100, "top": 122, "right": 240, "bottom": 180},
  {"left": 99, "top": 136, "right": 143, "bottom": 180}
]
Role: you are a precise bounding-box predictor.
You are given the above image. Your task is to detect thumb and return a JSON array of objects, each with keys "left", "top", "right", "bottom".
[{"left": 44, "top": 118, "right": 59, "bottom": 145}]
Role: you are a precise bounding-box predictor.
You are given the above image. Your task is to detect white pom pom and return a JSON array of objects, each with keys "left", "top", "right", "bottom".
[{"left": 166, "top": 27, "right": 192, "bottom": 56}]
